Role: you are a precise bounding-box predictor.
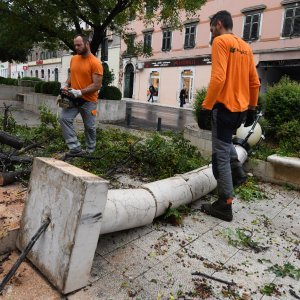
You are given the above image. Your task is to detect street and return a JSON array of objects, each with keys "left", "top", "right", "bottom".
[{"left": 125, "top": 100, "right": 196, "bottom": 131}]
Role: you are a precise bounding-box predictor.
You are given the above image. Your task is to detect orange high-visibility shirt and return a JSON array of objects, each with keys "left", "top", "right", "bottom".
[
  {"left": 202, "top": 34, "right": 260, "bottom": 112},
  {"left": 70, "top": 54, "right": 103, "bottom": 102}
]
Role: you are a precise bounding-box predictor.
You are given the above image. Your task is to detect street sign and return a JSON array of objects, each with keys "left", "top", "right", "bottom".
[{"left": 144, "top": 56, "right": 212, "bottom": 68}]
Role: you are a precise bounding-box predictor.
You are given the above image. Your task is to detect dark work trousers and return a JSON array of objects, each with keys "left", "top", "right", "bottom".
[
  {"left": 59, "top": 100, "right": 97, "bottom": 153},
  {"left": 211, "top": 104, "right": 247, "bottom": 201}
]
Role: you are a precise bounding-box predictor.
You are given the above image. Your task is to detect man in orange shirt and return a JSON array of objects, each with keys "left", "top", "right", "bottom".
[
  {"left": 59, "top": 34, "right": 103, "bottom": 155},
  {"left": 198, "top": 11, "right": 260, "bottom": 221}
]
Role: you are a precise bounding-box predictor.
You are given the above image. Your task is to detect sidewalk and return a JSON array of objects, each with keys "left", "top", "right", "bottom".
[
  {"left": 0, "top": 101, "right": 299, "bottom": 299},
  {"left": 1, "top": 182, "right": 299, "bottom": 300},
  {"left": 67, "top": 182, "right": 300, "bottom": 300}
]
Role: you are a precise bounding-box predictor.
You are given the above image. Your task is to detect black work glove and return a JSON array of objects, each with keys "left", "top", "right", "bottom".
[
  {"left": 197, "top": 109, "right": 211, "bottom": 130},
  {"left": 244, "top": 109, "right": 256, "bottom": 127}
]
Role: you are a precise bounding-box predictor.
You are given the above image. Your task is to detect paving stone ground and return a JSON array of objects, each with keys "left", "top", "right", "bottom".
[
  {"left": 66, "top": 182, "right": 300, "bottom": 300},
  {"left": 0, "top": 103, "right": 299, "bottom": 299}
]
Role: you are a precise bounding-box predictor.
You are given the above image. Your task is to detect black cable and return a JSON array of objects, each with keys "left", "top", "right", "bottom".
[
  {"left": 192, "top": 271, "right": 236, "bottom": 286},
  {"left": 290, "top": 289, "right": 300, "bottom": 300},
  {"left": 0, "top": 218, "right": 50, "bottom": 293}
]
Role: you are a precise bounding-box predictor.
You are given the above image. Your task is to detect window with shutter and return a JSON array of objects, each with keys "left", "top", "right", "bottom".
[
  {"left": 282, "top": 6, "right": 300, "bottom": 37},
  {"left": 293, "top": 7, "right": 300, "bottom": 35},
  {"left": 143, "top": 32, "right": 152, "bottom": 53},
  {"left": 162, "top": 30, "right": 172, "bottom": 51},
  {"left": 126, "top": 34, "right": 135, "bottom": 55},
  {"left": 243, "top": 13, "right": 261, "bottom": 41},
  {"left": 184, "top": 25, "right": 196, "bottom": 49}
]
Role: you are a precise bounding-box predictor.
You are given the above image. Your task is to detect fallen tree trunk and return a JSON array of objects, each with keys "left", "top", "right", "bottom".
[
  {"left": 0, "top": 169, "right": 31, "bottom": 186},
  {"left": 0, "top": 153, "right": 33, "bottom": 164},
  {"left": 0, "top": 131, "right": 24, "bottom": 149}
]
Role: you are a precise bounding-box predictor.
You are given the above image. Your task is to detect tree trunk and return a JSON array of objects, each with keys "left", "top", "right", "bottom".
[
  {"left": 0, "top": 169, "right": 30, "bottom": 186},
  {"left": 0, "top": 131, "right": 24, "bottom": 149},
  {"left": 90, "top": 28, "right": 105, "bottom": 56},
  {"left": 0, "top": 153, "right": 32, "bottom": 164}
]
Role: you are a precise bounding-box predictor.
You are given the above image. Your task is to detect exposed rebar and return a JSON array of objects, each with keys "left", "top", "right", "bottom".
[{"left": 0, "top": 218, "right": 50, "bottom": 293}]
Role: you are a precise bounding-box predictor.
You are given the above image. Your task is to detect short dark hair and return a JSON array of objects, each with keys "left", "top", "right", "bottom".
[
  {"left": 74, "top": 34, "right": 90, "bottom": 44},
  {"left": 210, "top": 10, "right": 233, "bottom": 30}
]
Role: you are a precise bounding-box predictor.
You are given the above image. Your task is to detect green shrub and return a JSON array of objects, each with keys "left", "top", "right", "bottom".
[
  {"left": 102, "top": 62, "right": 115, "bottom": 87},
  {"left": 20, "top": 77, "right": 42, "bottom": 87},
  {"left": 277, "top": 120, "right": 300, "bottom": 156},
  {"left": 99, "top": 86, "right": 122, "bottom": 100},
  {"left": 265, "top": 76, "right": 300, "bottom": 132},
  {"left": 48, "top": 81, "right": 61, "bottom": 96},
  {"left": 192, "top": 87, "right": 207, "bottom": 118},
  {"left": 34, "top": 81, "right": 44, "bottom": 93},
  {"left": 5, "top": 78, "right": 18, "bottom": 86},
  {"left": 0, "top": 76, "right": 5, "bottom": 84},
  {"left": 21, "top": 77, "right": 41, "bottom": 81},
  {"left": 41, "top": 82, "right": 51, "bottom": 94},
  {"left": 134, "top": 132, "right": 206, "bottom": 179}
]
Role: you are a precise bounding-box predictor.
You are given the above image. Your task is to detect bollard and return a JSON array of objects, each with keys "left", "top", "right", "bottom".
[
  {"left": 126, "top": 108, "right": 131, "bottom": 126},
  {"left": 157, "top": 117, "right": 162, "bottom": 131}
]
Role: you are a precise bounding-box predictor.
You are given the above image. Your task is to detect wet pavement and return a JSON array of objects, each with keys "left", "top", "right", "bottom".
[
  {"left": 124, "top": 100, "right": 195, "bottom": 132},
  {"left": 0, "top": 100, "right": 299, "bottom": 299},
  {"left": 67, "top": 182, "right": 300, "bottom": 300}
]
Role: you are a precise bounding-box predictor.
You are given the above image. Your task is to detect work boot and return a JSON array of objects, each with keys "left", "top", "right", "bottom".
[
  {"left": 231, "top": 161, "right": 248, "bottom": 187},
  {"left": 201, "top": 198, "right": 233, "bottom": 222},
  {"left": 67, "top": 148, "right": 87, "bottom": 157}
]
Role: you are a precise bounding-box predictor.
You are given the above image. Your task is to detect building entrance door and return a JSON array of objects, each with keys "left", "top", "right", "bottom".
[{"left": 124, "top": 64, "right": 134, "bottom": 98}]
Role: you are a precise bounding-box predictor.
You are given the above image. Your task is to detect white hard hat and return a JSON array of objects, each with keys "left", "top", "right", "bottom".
[{"left": 236, "top": 123, "right": 262, "bottom": 147}]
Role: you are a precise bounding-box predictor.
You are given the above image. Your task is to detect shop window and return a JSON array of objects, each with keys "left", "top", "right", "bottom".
[
  {"left": 30, "top": 70, "right": 33, "bottom": 77},
  {"left": 149, "top": 71, "right": 160, "bottom": 98},
  {"left": 35, "top": 70, "right": 38, "bottom": 78},
  {"left": 243, "top": 13, "right": 261, "bottom": 41},
  {"left": 143, "top": 32, "right": 152, "bottom": 52},
  {"left": 184, "top": 24, "right": 196, "bottom": 49},
  {"left": 41, "top": 69, "right": 44, "bottom": 78},
  {"left": 181, "top": 70, "right": 194, "bottom": 103},
  {"left": 162, "top": 30, "right": 172, "bottom": 51},
  {"left": 282, "top": 6, "right": 300, "bottom": 37},
  {"left": 48, "top": 69, "right": 51, "bottom": 80}
]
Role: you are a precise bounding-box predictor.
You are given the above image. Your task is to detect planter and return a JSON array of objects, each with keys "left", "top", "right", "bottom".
[
  {"left": 184, "top": 123, "right": 300, "bottom": 189},
  {"left": 0, "top": 84, "right": 33, "bottom": 101},
  {"left": 24, "top": 95, "right": 127, "bottom": 123},
  {"left": 97, "top": 99, "right": 126, "bottom": 123}
]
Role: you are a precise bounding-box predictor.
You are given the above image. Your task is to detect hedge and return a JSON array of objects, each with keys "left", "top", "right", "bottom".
[{"left": 99, "top": 86, "right": 122, "bottom": 100}]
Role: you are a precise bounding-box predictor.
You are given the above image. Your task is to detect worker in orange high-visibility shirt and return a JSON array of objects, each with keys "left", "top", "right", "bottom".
[
  {"left": 59, "top": 34, "right": 103, "bottom": 155},
  {"left": 197, "top": 10, "right": 260, "bottom": 222}
]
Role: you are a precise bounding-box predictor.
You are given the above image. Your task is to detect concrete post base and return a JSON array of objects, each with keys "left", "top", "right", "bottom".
[{"left": 17, "top": 158, "right": 108, "bottom": 294}]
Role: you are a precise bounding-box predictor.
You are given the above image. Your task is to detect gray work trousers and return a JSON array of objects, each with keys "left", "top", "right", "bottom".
[
  {"left": 59, "top": 100, "right": 97, "bottom": 152},
  {"left": 211, "top": 104, "right": 247, "bottom": 200}
]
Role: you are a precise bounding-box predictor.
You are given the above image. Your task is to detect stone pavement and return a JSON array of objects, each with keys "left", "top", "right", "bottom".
[
  {"left": 1, "top": 101, "right": 299, "bottom": 299},
  {"left": 66, "top": 182, "right": 300, "bottom": 300}
]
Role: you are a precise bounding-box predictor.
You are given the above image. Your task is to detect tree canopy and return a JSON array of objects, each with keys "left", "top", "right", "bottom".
[{"left": 0, "top": 0, "right": 206, "bottom": 62}]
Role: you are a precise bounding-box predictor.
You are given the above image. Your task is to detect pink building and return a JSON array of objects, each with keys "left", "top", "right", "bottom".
[{"left": 121, "top": 0, "right": 300, "bottom": 106}]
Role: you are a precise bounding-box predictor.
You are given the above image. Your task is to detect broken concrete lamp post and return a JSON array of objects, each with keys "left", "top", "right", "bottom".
[
  {"left": 16, "top": 158, "right": 109, "bottom": 294},
  {"left": 101, "top": 120, "right": 263, "bottom": 234},
  {"left": 16, "top": 122, "right": 262, "bottom": 294}
]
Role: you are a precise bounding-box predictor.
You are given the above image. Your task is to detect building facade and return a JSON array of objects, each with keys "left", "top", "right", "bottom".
[
  {"left": 5, "top": 32, "right": 121, "bottom": 88},
  {"left": 0, "top": 61, "right": 10, "bottom": 78},
  {"left": 121, "top": 0, "right": 300, "bottom": 106}
]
